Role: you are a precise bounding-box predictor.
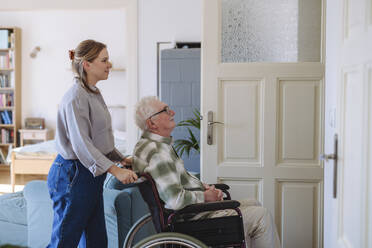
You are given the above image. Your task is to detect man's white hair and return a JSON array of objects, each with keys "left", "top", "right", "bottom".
[{"left": 135, "top": 96, "right": 161, "bottom": 130}]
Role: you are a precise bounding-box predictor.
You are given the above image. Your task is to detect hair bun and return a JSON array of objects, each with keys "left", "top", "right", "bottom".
[{"left": 68, "top": 50, "right": 75, "bottom": 61}]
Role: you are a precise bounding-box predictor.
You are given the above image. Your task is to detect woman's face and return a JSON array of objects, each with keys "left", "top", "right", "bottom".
[{"left": 85, "top": 48, "right": 112, "bottom": 83}]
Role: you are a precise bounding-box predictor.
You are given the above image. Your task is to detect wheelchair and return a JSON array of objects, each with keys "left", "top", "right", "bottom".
[{"left": 124, "top": 173, "right": 246, "bottom": 248}]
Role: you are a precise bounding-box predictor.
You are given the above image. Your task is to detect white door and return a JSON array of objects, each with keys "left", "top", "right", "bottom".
[
  {"left": 201, "top": 0, "right": 324, "bottom": 247},
  {"left": 324, "top": 0, "right": 372, "bottom": 247}
]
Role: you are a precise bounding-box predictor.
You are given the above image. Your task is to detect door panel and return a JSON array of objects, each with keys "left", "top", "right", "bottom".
[
  {"left": 338, "top": 67, "right": 365, "bottom": 248},
  {"left": 278, "top": 79, "right": 322, "bottom": 164},
  {"left": 278, "top": 181, "right": 321, "bottom": 248},
  {"left": 324, "top": 0, "right": 371, "bottom": 247},
  {"left": 202, "top": 1, "right": 324, "bottom": 247},
  {"left": 219, "top": 80, "right": 262, "bottom": 163},
  {"left": 219, "top": 178, "right": 263, "bottom": 202}
]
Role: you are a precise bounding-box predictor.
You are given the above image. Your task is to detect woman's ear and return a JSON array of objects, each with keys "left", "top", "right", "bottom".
[{"left": 82, "top": 60, "right": 90, "bottom": 71}]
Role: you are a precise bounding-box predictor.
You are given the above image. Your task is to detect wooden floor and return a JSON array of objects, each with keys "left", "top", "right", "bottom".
[{"left": 0, "top": 165, "right": 47, "bottom": 195}]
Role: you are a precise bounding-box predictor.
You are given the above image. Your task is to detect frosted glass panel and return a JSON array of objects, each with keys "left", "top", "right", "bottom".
[{"left": 221, "top": 0, "right": 321, "bottom": 63}]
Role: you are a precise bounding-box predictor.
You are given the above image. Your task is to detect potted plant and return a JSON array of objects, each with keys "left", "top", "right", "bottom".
[{"left": 174, "top": 109, "right": 201, "bottom": 157}]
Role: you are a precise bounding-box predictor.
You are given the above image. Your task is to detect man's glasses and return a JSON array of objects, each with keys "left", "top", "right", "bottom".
[{"left": 148, "top": 106, "right": 171, "bottom": 119}]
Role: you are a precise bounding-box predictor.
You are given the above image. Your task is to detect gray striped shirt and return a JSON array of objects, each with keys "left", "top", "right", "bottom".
[{"left": 55, "top": 80, "right": 124, "bottom": 176}]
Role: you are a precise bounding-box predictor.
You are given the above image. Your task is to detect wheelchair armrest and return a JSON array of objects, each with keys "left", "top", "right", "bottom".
[
  {"left": 212, "top": 183, "right": 230, "bottom": 191},
  {"left": 175, "top": 200, "right": 240, "bottom": 215}
]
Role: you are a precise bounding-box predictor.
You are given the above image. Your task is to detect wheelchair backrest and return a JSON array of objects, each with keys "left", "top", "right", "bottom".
[{"left": 136, "top": 173, "right": 171, "bottom": 233}]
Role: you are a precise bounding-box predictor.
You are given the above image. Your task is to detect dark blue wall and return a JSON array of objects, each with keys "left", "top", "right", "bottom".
[{"left": 160, "top": 48, "right": 200, "bottom": 173}]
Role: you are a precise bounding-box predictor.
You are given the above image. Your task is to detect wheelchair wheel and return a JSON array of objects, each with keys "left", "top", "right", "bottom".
[
  {"left": 124, "top": 213, "right": 153, "bottom": 248},
  {"left": 132, "top": 232, "right": 208, "bottom": 248}
]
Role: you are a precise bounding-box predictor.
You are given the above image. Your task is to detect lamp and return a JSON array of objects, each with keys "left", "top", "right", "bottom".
[{"left": 30, "top": 46, "right": 41, "bottom": 58}]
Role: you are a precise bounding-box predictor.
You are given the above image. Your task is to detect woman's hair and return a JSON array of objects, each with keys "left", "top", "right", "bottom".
[
  {"left": 69, "top": 39, "right": 106, "bottom": 94},
  {"left": 135, "top": 96, "right": 160, "bottom": 130}
]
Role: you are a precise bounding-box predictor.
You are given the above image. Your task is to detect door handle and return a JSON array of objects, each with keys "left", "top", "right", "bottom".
[
  {"left": 320, "top": 134, "right": 338, "bottom": 198},
  {"left": 207, "top": 111, "right": 224, "bottom": 145},
  {"left": 208, "top": 121, "right": 224, "bottom": 126}
]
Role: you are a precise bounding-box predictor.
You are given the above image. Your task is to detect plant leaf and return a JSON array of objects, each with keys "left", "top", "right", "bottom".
[{"left": 174, "top": 107, "right": 201, "bottom": 157}]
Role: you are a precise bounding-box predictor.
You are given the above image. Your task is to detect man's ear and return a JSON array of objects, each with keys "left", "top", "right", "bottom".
[{"left": 146, "top": 119, "right": 156, "bottom": 131}]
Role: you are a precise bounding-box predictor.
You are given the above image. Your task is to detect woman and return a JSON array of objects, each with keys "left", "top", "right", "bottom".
[{"left": 47, "top": 39, "right": 137, "bottom": 248}]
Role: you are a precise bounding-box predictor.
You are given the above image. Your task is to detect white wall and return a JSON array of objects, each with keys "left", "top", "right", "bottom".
[
  {"left": 0, "top": 0, "right": 201, "bottom": 137},
  {"left": 138, "top": 0, "right": 202, "bottom": 97},
  {"left": 0, "top": 9, "right": 127, "bottom": 132},
  {"left": 0, "top": 0, "right": 130, "bottom": 10}
]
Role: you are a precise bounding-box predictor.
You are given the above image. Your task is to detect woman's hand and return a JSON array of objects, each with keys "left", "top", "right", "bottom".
[
  {"left": 108, "top": 165, "right": 138, "bottom": 184},
  {"left": 120, "top": 156, "right": 133, "bottom": 168}
]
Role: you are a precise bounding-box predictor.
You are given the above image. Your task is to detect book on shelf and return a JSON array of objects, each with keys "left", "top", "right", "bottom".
[
  {"left": 1, "top": 128, "right": 10, "bottom": 144},
  {"left": 10, "top": 33, "right": 15, "bottom": 49},
  {"left": 0, "top": 73, "right": 11, "bottom": 87},
  {"left": 0, "top": 54, "right": 10, "bottom": 69},
  {"left": 0, "top": 94, "right": 13, "bottom": 107},
  {"left": 0, "top": 110, "right": 12, "bottom": 124},
  {"left": 0, "top": 30, "right": 9, "bottom": 49},
  {"left": 5, "top": 144, "right": 12, "bottom": 164},
  {"left": 0, "top": 111, "right": 6, "bottom": 124},
  {"left": 0, "top": 128, "right": 13, "bottom": 144},
  {"left": 0, "top": 148, "right": 5, "bottom": 164},
  {"left": 4, "top": 110, "right": 11, "bottom": 123}
]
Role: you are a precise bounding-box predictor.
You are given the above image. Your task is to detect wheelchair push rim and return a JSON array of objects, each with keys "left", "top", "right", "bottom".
[
  {"left": 124, "top": 213, "right": 153, "bottom": 248},
  {"left": 132, "top": 232, "right": 208, "bottom": 248}
]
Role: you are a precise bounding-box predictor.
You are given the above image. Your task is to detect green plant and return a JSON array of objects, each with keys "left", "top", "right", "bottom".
[{"left": 174, "top": 109, "right": 201, "bottom": 157}]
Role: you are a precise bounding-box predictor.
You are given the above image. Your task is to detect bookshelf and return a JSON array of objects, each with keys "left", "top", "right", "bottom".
[{"left": 0, "top": 27, "right": 21, "bottom": 166}]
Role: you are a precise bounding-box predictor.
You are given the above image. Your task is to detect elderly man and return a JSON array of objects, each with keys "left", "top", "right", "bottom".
[{"left": 132, "top": 96, "right": 281, "bottom": 248}]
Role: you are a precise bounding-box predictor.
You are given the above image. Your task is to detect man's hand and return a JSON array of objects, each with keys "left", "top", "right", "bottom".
[
  {"left": 108, "top": 165, "right": 138, "bottom": 184},
  {"left": 204, "top": 185, "right": 223, "bottom": 202},
  {"left": 203, "top": 183, "right": 211, "bottom": 190}
]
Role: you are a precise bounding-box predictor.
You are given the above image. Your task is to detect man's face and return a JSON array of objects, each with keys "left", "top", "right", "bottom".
[{"left": 149, "top": 101, "right": 176, "bottom": 137}]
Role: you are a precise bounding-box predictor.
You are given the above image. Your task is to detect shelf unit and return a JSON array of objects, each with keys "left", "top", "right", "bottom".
[{"left": 0, "top": 27, "right": 21, "bottom": 166}]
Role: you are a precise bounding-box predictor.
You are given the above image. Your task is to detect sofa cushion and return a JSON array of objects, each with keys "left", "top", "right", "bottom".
[
  {"left": 103, "top": 188, "right": 132, "bottom": 248},
  {"left": 0, "top": 191, "right": 27, "bottom": 225},
  {"left": 24, "top": 180, "right": 53, "bottom": 248},
  {"left": 0, "top": 221, "right": 28, "bottom": 246}
]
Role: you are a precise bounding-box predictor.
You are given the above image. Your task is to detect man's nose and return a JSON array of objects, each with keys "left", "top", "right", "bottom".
[{"left": 170, "top": 109, "right": 175, "bottom": 116}]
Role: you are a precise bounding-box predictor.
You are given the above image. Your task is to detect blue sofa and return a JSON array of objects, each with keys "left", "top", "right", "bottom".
[{"left": 0, "top": 178, "right": 155, "bottom": 248}]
